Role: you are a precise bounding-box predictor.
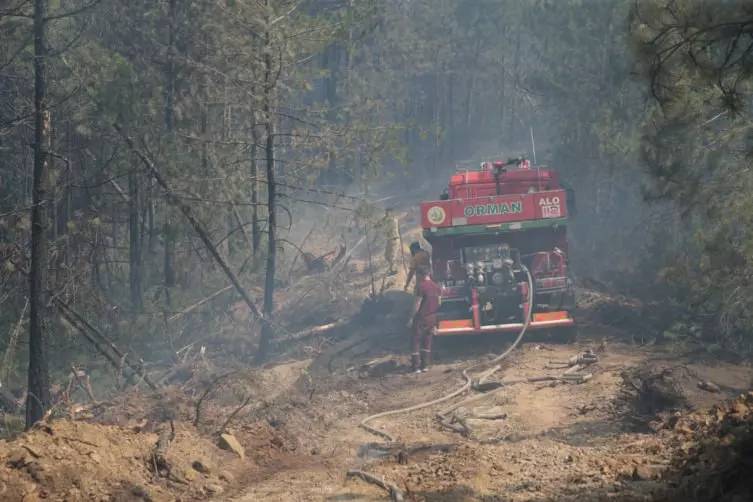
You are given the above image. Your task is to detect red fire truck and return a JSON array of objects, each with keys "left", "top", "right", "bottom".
[{"left": 419, "top": 158, "right": 576, "bottom": 338}]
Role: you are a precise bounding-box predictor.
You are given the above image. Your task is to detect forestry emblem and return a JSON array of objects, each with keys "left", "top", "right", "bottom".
[{"left": 427, "top": 206, "right": 446, "bottom": 225}]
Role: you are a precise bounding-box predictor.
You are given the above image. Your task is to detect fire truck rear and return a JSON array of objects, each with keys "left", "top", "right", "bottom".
[{"left": 419, "top": 158, "right": 576, "bottom": 338}]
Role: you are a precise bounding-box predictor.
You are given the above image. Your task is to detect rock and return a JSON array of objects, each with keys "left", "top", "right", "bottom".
[
  {"left": 266, "top": 415, "right": 284, "bottom": 428},
  {"left": 192, "top": 460, "right": 211, "bottom": 474},
  {"left": 182, "top": 468, "right": 198, "bottom": 482},
  {"left": 680, "top": 441, "right": 698, "bottom": 453},
  {"left": 270, "top": 436, "right": 285, "bottom": 449},
  {"left": 359, "top": 356, "right": 400, "bottom": 377},
  {"left": 218, "top": 433, "right": 245, "bottom": 459},
  {"left": 631, "top": 464, "right": 665, "bottom": 480},
  {"left": 471, "top": 405, "right": 507, "bottom": 420},
  {"left": 218, "top": 471, "right": 235, "bottom": 483},
  {"left": 204, "top": 484, "right": 224, "bottom": 495},
  {"left": 474, "top": 381, "right": 503, "bottom": 392},
  {"left": 18, "top": 489, "right": 37, "bottom": 502},
  {"left": 7, "top": 448, "right": 31, "bottom": 468},
  {"left": 731, "top": 398, "right": 751, "bottom": 417},
  {"left": 64, "top": 488, "right": 83, "bottom": 501},
  {"left": 26, "top": 461, "right": 47, "bottom": 483},
  {"left": 129, "top": 485, "right": 151, "bottom": 500},
  {"left": 131, "top": 419, "right": 148, "bottom": 432},
  {"left": 648, "top": 420, "right": 664, "bottom": 432},
  {"left": 674, "top": 420, "right": 695, "bottom": 435},
  {"left": 21, "top": 445, "right": 42, "bottom": 458},
  {"left": 698, "top": 380, "right": 721, "bottom": 393}
]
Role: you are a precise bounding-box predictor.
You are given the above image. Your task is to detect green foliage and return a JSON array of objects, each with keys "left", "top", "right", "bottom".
[{"left": 631, "top": 0, "right": 753, "bottom": 347}]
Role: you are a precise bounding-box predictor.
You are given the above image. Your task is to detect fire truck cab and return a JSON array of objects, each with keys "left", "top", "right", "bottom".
[{"left": 419, "top": 158, "right": 576, "bottom": 337}]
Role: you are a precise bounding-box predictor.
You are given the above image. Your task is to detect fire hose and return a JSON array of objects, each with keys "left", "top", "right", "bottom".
[{"left": 359, "top": 265, "right": 535, "bottom": 443}]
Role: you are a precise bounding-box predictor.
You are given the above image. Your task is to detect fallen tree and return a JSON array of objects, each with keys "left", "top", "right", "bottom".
[{"left": 115, "top": 123, "right": 270, "bottom": 338}]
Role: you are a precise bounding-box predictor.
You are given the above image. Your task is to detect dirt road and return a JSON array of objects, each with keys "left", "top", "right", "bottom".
[{"left": 228, "top": 313, "right": 753, "bottom": 502}]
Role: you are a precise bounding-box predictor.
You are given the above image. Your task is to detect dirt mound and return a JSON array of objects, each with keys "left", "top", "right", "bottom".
[
  {"left": 661, "top": 391, "right": 753, "bottom": 502},
  {"left": 577, "top": 288, "right": 672, "bottom": 340},
  {"left": 617, "top": 365, "right": 689, "bottom": 430},
  {"left": 0, "top": 355, "right": 325, "bottom": 501},
  {"left": 0, "top": 419, "right": 243, "bottom": 501}
]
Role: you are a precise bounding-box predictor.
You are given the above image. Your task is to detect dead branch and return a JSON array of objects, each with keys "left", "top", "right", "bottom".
[
  {"left": 55, "top": 299, "right": 159, "bottom": 391},
  {"left": 287, "top": 224, "right": 316, "bottom": 281},
  {"left": 329, "top": 235, "right": 365, "bottom": 275},
  {"left": 219, "top": 394, "right": 253, "bottom": 434},
  {"left": 440, "top": 375, "right": 562, "bottom": 418},
  {"left": 69, "top": 365, "right": 97, "bottom": 403},
  {"left": 438, "top": 414, "right": 470, "bottom": 436},
  {"left": 194, "top": 371, "right": 237, "bottom": 427},
  {"left": 346, "top": 469, "right": 404, "bottom": 502},
  {"left": 0, "top": 388, "right": 21, "bottom": 413},
  {"left": 396, "top": 216, "right": 408, "bottom": 277},
  {"left": 151, "top": 420, "right": 176, "bottom": 477},
  {"left": 300, "top": 244, "right": 346, "bottom": 274},
  {"left": 272, "top": 319, "right": 346, "bottom": 346},
  {"left": 275, "top": 235, "right": 365, "bottom": 312},
  {"left": 157, "top": 360, "right": 196, "bottom": 387},
  {"left": 58, "top": 306, "right": 126, "bottom": 376},
  {"left": 167, "top": 285, "right": 233, "bottom": 322},
  {"left": 221, "top": 177, "right": 255, "bottom": 252},
  {"left": 115, "top": 123, "right": 269, "bottom": 332},
  {"left": 1, "top": 296, "right": 27, "bottom": 385},
  {"left": 108, "top": 179, "right": 129, "bottom": 201}
]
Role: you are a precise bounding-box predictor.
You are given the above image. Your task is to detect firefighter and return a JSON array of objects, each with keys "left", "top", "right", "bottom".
[
  {"left": 383, "top": 208, "right": 400, "bottom": 276},
  {"left": 403, "top": 242, "right": 430, "bottom": 292},
  {"left": 407, "top": 265, "right": 441, "bottom": 372}
]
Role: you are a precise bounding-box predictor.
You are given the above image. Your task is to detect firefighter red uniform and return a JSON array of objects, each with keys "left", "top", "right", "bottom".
[{"left": 411, "top": 270, "right": 441, "bottom": 372}]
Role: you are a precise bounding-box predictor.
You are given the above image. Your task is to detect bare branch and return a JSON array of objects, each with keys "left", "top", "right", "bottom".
[
  {"left": 0, "top": 0, "right": 31, "bottom": 18},
  {"left": 44, "top": 0, "right": 103, "bottom": 22}
]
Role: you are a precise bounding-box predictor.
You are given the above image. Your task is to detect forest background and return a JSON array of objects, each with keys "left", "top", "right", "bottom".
[{"left": 1, "top": 0, "right": 752, "bottom": 427}]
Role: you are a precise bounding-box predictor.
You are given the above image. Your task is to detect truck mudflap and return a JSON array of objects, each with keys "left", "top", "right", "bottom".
[{"left": 436, "top": 311, "right": 574, "bottom": 336}]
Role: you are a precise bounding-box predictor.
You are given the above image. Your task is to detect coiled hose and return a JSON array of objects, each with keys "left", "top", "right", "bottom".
[{"left": 359, "top": 265, "right": 535, "bottom": 442}]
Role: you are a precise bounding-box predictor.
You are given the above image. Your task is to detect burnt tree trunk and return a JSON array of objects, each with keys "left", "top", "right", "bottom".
[
  {"left": 128, "top": 168, "right": 143, "bottom": 310},
  {"left": 27, "top": 0, "right": 52, "bottom": 429},
  {"left": 497, "top": 38, "right": 506, "bottom": 147},
  {"left": 162, "top": 0, "right": 178, "bottom": 289},
  {"left": 507, "top": 22, "right": 521, "bottom": 144},
  {"left": 250, "top": 125, "right": 261, "bottom": 255},
  {"left": 256, "top": 10, "right": 276, "bottom": 363},
  {"left": 447, "top": 72, "right": 455, "bottom": 161},
  {"left": 146, "top": 182, "right": 155, "bottom": 253}
]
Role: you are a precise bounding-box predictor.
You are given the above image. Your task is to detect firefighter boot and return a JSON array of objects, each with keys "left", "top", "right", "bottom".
[
  {"left": 411, "top": 353, "right": 421, "bottom": 373},
  {"left": 420, "top": 350, "right": 432, "bottom": 372}
]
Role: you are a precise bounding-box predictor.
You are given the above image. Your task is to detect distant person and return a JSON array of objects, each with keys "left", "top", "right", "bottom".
[
  {"left": 403, "top": 242, "right": 430, "bottom": 292},
  {"left": 383, "top": 208, "right": 400, "bottom": 276},
  {"left": 407, "top": 266, "right": 440, "bottom": 372}
]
